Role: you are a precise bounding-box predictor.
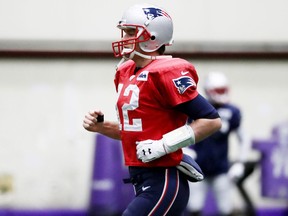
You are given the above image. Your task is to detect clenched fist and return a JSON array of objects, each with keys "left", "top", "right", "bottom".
[{"left": 83, "top": 110, "right": 104, "bottom": 132}]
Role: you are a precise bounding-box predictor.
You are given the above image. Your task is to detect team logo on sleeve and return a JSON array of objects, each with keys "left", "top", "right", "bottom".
[{"left": 173, "top": 76, "right": 196, "bottom": 94}]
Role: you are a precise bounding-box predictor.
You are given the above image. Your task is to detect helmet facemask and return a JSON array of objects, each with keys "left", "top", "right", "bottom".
[{"left": 112, "top": 24, "right": 151, "bottom": 58}]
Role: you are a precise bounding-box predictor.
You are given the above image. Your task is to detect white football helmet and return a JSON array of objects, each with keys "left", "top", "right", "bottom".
[
  {"left": 204, "top": 72, "right": 230, "bottom": 104},
  {"left": 112, "top": 3, "right": 174, "bottom": 59}
]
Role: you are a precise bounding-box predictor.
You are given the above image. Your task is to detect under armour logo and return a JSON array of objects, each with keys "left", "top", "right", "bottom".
[{"left": 142, "top": 148, "right": 152, "bottom": 155}]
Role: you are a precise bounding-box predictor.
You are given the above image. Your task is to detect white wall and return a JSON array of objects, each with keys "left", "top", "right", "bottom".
[
  {"left": 0, "top": 58, "right": 119, "bottom": 208},
  {"left": 0, "top": 0, "right": 288, "bottom": 52}
]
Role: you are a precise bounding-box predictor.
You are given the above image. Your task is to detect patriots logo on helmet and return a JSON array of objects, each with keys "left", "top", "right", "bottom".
[
  {"left": 173, "top": 76, "right": 196, "bottom": 94},
  {"left": 142, "top": 7, "right": 171, "bottom": 20}
]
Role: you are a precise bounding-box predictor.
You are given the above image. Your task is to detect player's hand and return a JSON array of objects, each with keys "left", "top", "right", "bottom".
[
  {"left": 83, "top": 110, "right": 104, "bottom": 132},
  {"left": 228, "top": 162, "right": 245, "bottom": 181},
  {"left": 136, "top": 139, "right": 167, "bottom": 163}
]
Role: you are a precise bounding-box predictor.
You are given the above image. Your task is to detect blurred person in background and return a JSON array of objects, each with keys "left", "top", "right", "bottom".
[
  {"left": 186, "top": 71, "right": 252, "bottom": 216},
  {"left": 83, "top": 3, "right": 221, "bottom": 216}
]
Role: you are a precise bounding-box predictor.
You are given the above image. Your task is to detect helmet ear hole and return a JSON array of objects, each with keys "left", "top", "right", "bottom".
[{"left": 151, "top": 35, "right": 156, "bottom": 40}]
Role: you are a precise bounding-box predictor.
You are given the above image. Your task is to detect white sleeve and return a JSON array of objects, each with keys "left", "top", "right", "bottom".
[{"left": 162, "top": 125, "right": 195, "bottom": 153}]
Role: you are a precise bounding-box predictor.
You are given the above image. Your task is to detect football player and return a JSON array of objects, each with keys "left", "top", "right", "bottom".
[
  {"left": 83, "top": 4, "right": 221, "bottom": 216},
  {"left": 186, "top": 72, "right": 251, "bottom": 216}
]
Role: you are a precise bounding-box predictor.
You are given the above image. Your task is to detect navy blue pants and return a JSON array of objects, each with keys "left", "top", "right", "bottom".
[{"left": 122, "top": 166, "right": 189, "bottom": 216}]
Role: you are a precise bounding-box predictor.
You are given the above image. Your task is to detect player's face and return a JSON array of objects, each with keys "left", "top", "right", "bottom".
[
  {"left": 112, "top": 23, "right": 152, "bottom": 58},
  {"left": 122, "top": 28, "right": 137, "bottom": 49},
  {"left": 118, "top": 28, "right": 136, "bottom": 58},
  {"left": 123, "top": 28, "right": 150, "bottom": 52}
]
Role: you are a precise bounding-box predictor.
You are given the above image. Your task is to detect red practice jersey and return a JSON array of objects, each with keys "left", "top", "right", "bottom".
[{"left": 114, "top": 58, "right": 199, "bottom": 167}]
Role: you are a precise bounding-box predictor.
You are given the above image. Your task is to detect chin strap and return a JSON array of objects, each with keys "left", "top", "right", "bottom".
[
  {"left": 133, "top": 50, "right": 172, "bottom": 60},
  {"left": 115, "top": 49, "right": 172, "bottom": 70}
]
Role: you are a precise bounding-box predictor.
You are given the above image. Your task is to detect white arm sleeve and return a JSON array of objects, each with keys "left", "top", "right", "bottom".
[{"left": 162, "top": 125, "right": 195, "bottom": 153}]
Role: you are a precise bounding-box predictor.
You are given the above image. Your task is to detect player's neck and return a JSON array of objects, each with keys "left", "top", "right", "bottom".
[
  {"left": 133, "top": 56, "right": 154, "bottom": 68},
  {"left": 133, "top": 49, "right": 159, "bottom": 67}
]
